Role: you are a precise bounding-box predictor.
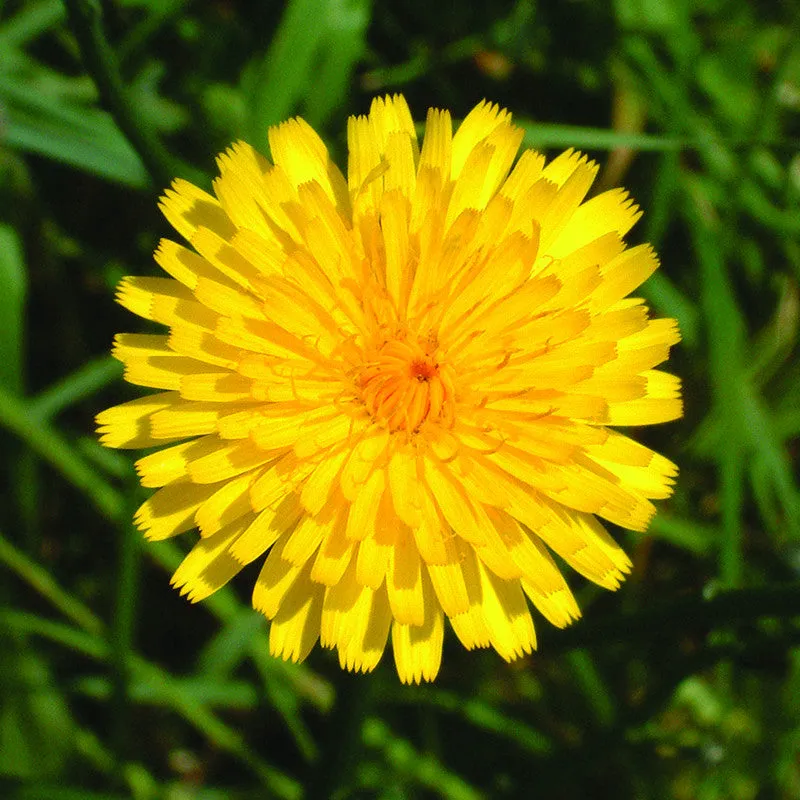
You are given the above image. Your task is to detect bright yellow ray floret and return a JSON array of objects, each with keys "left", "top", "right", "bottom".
[{"left": 97, "top": 95, "right": 682, "bottom": 683}]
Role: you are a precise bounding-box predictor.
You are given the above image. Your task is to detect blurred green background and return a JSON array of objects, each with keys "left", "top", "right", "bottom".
[{"left": 2, "top": 0, "right": 800, "bottom": 798}]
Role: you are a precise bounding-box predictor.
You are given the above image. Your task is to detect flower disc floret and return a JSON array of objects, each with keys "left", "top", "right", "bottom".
[{"left": 357, "top": 332, "right": 453, "bottom": 433}]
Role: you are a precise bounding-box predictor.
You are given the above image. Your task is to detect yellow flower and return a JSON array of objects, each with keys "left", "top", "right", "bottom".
[{"left": 97, "top": 95, "right": 681, "bottom": 683}]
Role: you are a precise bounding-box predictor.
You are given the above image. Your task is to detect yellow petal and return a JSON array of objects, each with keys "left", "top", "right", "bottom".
[
  {"left": 379, "top": 189, "right": 412, "bottom": 311},
  {"left": 369, "top": 94, "right": 418, "bottom": 157},
  {"left": 446, "top": 123, "right": 522, "bottom": 227},
  {"left": 269, "top": 573, "right": 323, "bottom": 664},
  {"left": 214, "top": 141, "right": 283, "bottom": 245},
  {"left": 521, "top": 561, "right": 582, "bottom": 629},
  {"left": 391, "top": 572, "right": 444, "bottom": 684},
  {"left": 135, "top": 436, "right": 222, "bottom": 488},
  {"left": 448, "top": 547, "right": 492, "bottom": 651},
  {"left": 252, "top": 534, "right": 302, "bottom": 619},
  {"left": 499, "top": 149, "right": 545, "bottom": 206},
  {"left": 171, "top": 517, "right": 251, "bottom": 602},
  {"left": 300, "top": 449, "right": 349, "bottom": 515},
  {"left": 96, "top": 391, "right": 178, "bottom": 448},
  {"left": 531, "top": 500, "right": 632, "bottom": 590},
  {"left": 344, "top": 468, "right": 386, "bottom": 542},
  {"left": 538, "top": 155, "right": 599, "bottom": 253},
  {"left": 149, "top": 401, "right": 254, "bottom": 441},
  {"left": 153, "top": 239, "right": 219, "bottom": 291},
  {"left": 348, "top": 113, "right": 383, "bottom": 215},
  {"left": 418, "top": 107, "right": 452, "bottom": 176},
  {"left": 423, "top": 456, "right": 486, "bottom": 544},
  {"left": 591, "top": 244, "right": 659, "bottom": 311},
  {"left": 451, "top": 100, "right": 514, "bottom": 179},
  {"left": 179, "top": 372, "right": 254, "bottom": 402},
  {"left": 187, "top": 438, "right": 277, "bottom": 484},
  {"left": 230, "top": 495, "right": 302, "bottom": 565},
  {"left": 268, "top": 117, "right": 350, "bottom": 215},
  {"left": 321, "top": 562, "right": 392, "bottom": 673},
  {"left": 159, "top": 179, "right": 235, "bottom": 243},
  {"left": 282, "top": 508, "right": 330, "bottom": 566},
  {"left": 387, "top": 448, "right": 424, "bottom": 527},
  {"left": 606, "top": 370, "right": 683, "bottom": 426},
  {"left": 167, "top": 326, "right": 240, "bottom": 369},
  {"left": 355, "top": 506, "right": 396, "bottom": 589},
  {"left": 549, "top": 188, "right": 641, "bottom": 258},
  {"left": 115, "top": 276, "right": 218, "bottom": 329},
  {"left": 427, "top": 555, "right": 470, "bottom": 617},
  {"left": 310, "top": 508, "right": 354, "bottom": 586},
  {"left": 195, "top": 469, "right": 261, "bottom": 537},
  {"left": 134, "top": 481, "right": 218, "bottom": 541},
  {"left": 386, "top": 526, "right": 425, "bottom": 625},
  {"left": 477, "top": 559, "right": 537, "bottom": 661}
]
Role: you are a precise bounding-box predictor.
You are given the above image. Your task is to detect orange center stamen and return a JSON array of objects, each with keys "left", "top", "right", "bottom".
[{"left": 358, "top": 337, "right": 453, "bottom": 432}]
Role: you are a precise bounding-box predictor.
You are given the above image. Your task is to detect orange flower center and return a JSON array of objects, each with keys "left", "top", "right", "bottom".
[{"left": 358, "top": 336, "right": 454, "bottom": 432}]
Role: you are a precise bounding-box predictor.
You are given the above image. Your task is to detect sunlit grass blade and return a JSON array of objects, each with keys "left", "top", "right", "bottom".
[
  {"left": 0, "top": 382, "right": 126, "bottom": 524},
  {"left": 0, "top": 529, "right": 103, "bottom": 634},
  {"left": 0, "top": 609, "right": 302, "bottom": 798},
  {"left": 74, "top": 674, "right": 259, "bottom": 709},
  {"left": 361, "top": 718, "right": 484, "bottom": 800},
  {"left": 0, "top": 224, "right": 27, "bottom": 394},
  {"left": 394, "top": 687, "right": 552, "bottom": 754},
  {"left": 29, "top": 357, "right": 122, "bottom": 422},
  {"left": 521, "top": 122, "right": 685, "bottom": 152},
  {"left": 149, "top": 540, "right": 331, "bottom": 760}
]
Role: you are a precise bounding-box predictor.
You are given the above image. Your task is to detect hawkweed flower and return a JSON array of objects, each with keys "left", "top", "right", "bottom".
[{"left": 98, "top": 96, "right": 681, "bottom": 683}]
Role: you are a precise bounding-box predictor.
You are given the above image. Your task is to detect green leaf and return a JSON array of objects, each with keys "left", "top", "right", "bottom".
[
  {"left": 0, "top": 635, "right": 74, "bottom": 778},
  {"left": 0, "top": 0, "right": 65, "bottom": 49},
  {"left": 0, "top": 73, "right": 148, "bottom": 187},
  {"left": 245, "top": 0, "right": 372, "bottom": 151},
  {"left": 0, "top": 224, "right": 26, "bottom": 394},
  {"left": 397, "top": 687, "right": 551, "bottom": 754},
  {"left": 128, "top": 61, "right": 190, "bottom": 135},
  {"left": 8, "top": 788, "right": 128, "bottom": 800},
  {"left": 303, "top": 0, "right": 372, "bottom": 127},
  {"left": 245, "top": 0, "right": 332, "bottom": 150},
  {"left": 648, "top": 513, "right": 718, "bottom": 555},
  {"left": 362, "top": 718, "right": 484, "bottom": 800},
  {"left": 196, "top": 608, "right": 266, "bottom": 678}
]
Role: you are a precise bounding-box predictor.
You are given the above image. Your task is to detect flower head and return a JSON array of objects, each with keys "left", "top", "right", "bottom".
[{"left": 97, "top": 96, "right": 681, "bottom": 683}]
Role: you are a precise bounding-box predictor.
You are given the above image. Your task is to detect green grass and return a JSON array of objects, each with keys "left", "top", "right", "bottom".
[{"left": 1, "top": 0, "right": 799, "bottom": 797}]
